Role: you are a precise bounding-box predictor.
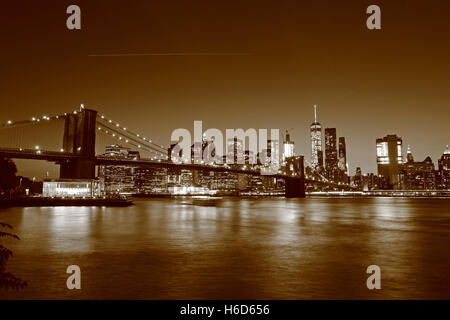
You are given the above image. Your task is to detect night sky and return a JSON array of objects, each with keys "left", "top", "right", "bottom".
[{"left": 1, "top": 0, "right": 450, "bottom": 178}]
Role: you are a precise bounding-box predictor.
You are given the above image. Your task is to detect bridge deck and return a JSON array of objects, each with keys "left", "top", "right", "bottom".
[
  {"left": 0, "top": 147, "right": 303, "bottom": 180},
  {"left": 0, "top": 148, "right": 359, "bottom": 189}
]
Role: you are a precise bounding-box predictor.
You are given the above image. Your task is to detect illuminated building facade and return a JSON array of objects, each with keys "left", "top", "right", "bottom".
[
  {"left": 282, "top": 130, "right": 295, "bottom": 163},
  {"left": 43, "top": 179, "right": 101, "bottom": 198},
  {"left": 436, "top": 145, "right": 450, "bottom": 189},
  {"left": 324, "top": 128, "right": 338, "bottom": 181},
  {"left": 310, "top": 105, "right": 323, "bottom": 171},
  {"left": 98, "top": 145, "right": 138, "bottom": 194},
  {"left": 400, "top": 149, "right": 436, "bottom": 190},
  {"left": 376, "top": 134, "right": 404, "bottom": 189},
  {"left": 338, "top": 137, "right": 348, "bottom": 182},
  {"left": 134, "top": 167, "right": 168, "bottom": 194}
]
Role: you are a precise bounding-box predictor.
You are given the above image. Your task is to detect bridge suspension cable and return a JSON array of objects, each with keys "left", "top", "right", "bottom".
[
  {"left": 0, "top": 113, "right": 68, "bottom": 152},
  {"left": 96, "top": 114, "right": 168, "bottom": 155},
  {"left": 96, "top": 123, "right": 168, "bottom": 160}
]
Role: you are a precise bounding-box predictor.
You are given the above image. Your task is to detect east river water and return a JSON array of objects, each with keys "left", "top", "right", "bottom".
[{"left": 1, "top": 197, "right": 450, "bottom": 299}]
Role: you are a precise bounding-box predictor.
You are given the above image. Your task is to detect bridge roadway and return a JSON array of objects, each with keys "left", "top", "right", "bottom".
[
  {"left": 95, "top": 155, "right": 300, "bottom": 180},
  {"left": 0, "top": 147, "right": 301, "bottom": 181},
  {"left": 0, "top": 147, "right": 80, "bottom": 161}
]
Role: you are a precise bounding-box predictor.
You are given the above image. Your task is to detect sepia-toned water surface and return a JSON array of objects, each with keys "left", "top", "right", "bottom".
[{"left": 1, "top": 197, "right": 450, "bottom": 299}]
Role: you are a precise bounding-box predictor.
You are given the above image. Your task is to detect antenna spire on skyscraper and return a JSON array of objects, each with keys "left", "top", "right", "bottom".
[{"left": 314, "top": 104, "right": 317, "bottom": 123}]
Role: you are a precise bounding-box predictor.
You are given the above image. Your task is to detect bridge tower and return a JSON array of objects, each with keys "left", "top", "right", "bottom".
[
  {"left": 59, "top": 108, "right": 98, "bottom": 179},
  {"left": 284, "top": 155, "right": 306, "bottom": 198}
]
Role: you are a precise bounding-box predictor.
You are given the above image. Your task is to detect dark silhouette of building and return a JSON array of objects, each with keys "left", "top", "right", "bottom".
[
  {"left": 353, "top": 167, "right": 363, "bottom": 190},
  {"left": 365, "top": 173, "right": 379, "bottom": 191},
  {"left": 325, "top": 128, "right": 338, "bottom": 181}
]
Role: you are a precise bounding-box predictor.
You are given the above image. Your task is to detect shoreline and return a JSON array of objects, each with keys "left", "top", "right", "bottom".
[
  {"left": 1, "top": 193, "right": 449, "bottom": 209},
  {"left": 0, "top": 197, "right": 133, "bottom": 208}
]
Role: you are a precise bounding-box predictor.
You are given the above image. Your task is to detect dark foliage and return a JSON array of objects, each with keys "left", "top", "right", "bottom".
[
  {"left": 0, "top": 157, "right": 18, "bottom": 193},
  {"left": 0, "top": 222, "right": 27, "bottom": 290}
]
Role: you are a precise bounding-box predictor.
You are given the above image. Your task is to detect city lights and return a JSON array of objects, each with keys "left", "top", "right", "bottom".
[{"left": 0, "top": 106, "right": 447, "bottom": 196}]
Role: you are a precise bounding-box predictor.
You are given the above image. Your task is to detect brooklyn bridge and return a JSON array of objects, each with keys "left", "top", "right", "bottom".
[{"left": 0, "top": 107, "right": 355, "bottom": 198}]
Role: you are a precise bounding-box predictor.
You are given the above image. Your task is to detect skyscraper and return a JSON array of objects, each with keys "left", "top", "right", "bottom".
[
  {"left": 338, "top": 137, "right": 348, "bottom": 183},
  {"left": 353, "top": 167, "right": 363, "bottom": 190},
  {"left": 227, "top": 137, "right": 244, "bottom": 165},
  {"left": 325, "top": 128, "right": 338, "bottom": 181},
  {"left": 310, "top": 105, "right": 323, "bottom": 171},
  {"left": 283, "top": 130, "right": 294, "bottom": 163},
  {"left": 376, "top": 134, "right": 404, "bottom": 189},
  {"left": 338, "top": 137, "right": 348, "bottom": 173}
]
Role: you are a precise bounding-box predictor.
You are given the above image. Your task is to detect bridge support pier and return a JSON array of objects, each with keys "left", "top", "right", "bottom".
[
  {"left": 284, "top": 177, "right": 306, "bottom": 198},
  {"left": 284, "top": 155, "right": 306, "bottom": 198},
  {"left": 59, "top": 108, "right": 97, "bottom": 179}
]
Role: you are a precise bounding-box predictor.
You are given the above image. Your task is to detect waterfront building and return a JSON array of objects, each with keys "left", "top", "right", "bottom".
[
  {"left": 42, "top": 179, "right": 101, "bottom": 198},
  {"left": 98, "top": 145, "right": 138, "bottom": 194},
  {"left": 366, "top": 173, "right": 379, "bottom": 191},
  {"left": 400, "top": 147, "right": 435, "bottom": 190},
  {"left": 353, "top": 167, "right": 363, "bottom": 190},
  {"left": 214, "top": 171, "right": 240, "bottom": 191},
  {"left": 134, "top": 167, "right": 168, "bottom": 194},
  {"left": 376, "top": 134, "right": 404, "bottom": 189},
  {"left": 310, "top": 105, "right": 324, "bottom": 171}
]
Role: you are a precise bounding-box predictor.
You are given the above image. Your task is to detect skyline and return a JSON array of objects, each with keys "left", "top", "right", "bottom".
[
  {"left": 1, "top": 0, "right": 450, "bottom": 178},
  {"left": 1, "top": 104, "right": 448, "bottom": 181}
]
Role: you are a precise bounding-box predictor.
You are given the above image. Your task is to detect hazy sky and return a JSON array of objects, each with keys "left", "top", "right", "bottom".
[{"left": 1, "top": 0, "right": 450, "bottom": 178}]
